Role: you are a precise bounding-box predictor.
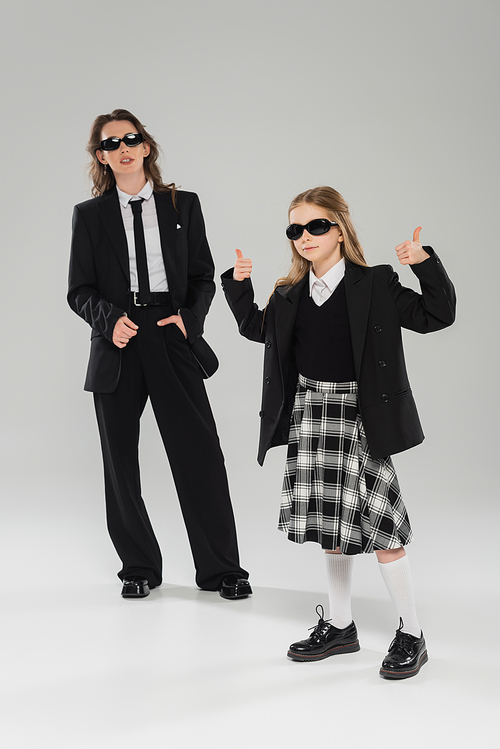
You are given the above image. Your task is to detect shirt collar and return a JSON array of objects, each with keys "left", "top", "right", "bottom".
[
  {"left": 309, "top": 257, "right": 345, "bottom": 295},
  {"left": 116, "top": 181, "right": 154, "bottom": 208}
]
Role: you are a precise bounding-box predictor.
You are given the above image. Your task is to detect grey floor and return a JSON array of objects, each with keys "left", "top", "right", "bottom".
[
  {"left": 2, "top": 452, "right": 498, "bottom": 748},
  {"left": 2, "top": 578, "right": 497, "bottom": 748}
]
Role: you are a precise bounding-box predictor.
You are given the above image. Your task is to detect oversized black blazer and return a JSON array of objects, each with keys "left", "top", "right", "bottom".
[
  {"left": 221, "top": 248, "right": 456, "bottom": 464},
  {"left": 68, "top": 188, "right": 215, "bottom": 393}
]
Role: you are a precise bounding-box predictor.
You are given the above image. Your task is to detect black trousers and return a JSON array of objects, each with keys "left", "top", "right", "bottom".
[{"left": 93, "top": 301, "right": 247, "bottom": 590}]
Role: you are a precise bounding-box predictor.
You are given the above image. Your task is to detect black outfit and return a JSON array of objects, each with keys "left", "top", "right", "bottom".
[
  {"left": 221, "top": 248, "right": 456, "bottom": 465},
  {"left": 282, "top": 279, "right": 409, "bottom": 553},
  {"left": 68, "top": 188, "right": 247, "bottom": 590},
  {"left": 294, "top": 280, "right": 355, "bottom": 382}
]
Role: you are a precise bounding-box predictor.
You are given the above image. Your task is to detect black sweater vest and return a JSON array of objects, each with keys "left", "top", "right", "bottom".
[{"left": 294, "top": 279, "right": 356, "bottom": 382}]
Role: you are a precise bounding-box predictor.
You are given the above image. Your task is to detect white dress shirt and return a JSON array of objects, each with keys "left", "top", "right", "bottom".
[
  {"left": 116, "top": 182, "right": 169, "bottom": 292},
  {"left": 309, "top": 258, "right": 345, "bottom": 306}
]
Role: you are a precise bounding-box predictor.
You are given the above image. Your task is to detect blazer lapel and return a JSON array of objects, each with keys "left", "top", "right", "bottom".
[
  {"left": 97, "top": 190, "right": 130, "bottom": 283},
  {"left": 154, "top": 191, "right": 178, "bottom": 292},
  {"left": 344, "top": 261, "right": 373, "bottom": 378},
  {"left": 274, "top": 276, "right": 308, "bottom": 363}
]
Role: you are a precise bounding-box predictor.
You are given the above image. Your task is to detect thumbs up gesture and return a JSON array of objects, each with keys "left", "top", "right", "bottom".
[
  {"left": 395, "top": 227, "right": 430, "bottom": 266},
  {"left": 233, "top": 249, "right": 253, "bottom": 281}
]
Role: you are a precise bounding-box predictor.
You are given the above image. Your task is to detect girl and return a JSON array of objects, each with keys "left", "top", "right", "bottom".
[
  {"left": 68, "top": 109, "right": 250, "bottom": 600},
  {"left": 221, "top": 186, "right": 455, "bottom": 678}
]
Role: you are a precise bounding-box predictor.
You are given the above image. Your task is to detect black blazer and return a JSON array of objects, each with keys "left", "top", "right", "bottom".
[
  {"left": 221, "top": 248, "right": 456, "bottom": 464},
  {"left": 68, "top": 188, "right": 215, "bottom": 392}
]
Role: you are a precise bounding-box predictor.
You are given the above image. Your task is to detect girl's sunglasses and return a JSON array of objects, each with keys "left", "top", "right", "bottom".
[
  {"left": 286, "top": 218, "right": 339, "bottom": 241},
  {"left": 100, "top": 133, "right": 144, "bottom": 151}
]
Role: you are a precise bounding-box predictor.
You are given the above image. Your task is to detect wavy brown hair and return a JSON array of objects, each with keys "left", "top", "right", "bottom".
[
  {"left": 86, "top": 108, "right": 176, "bottom": 202},
  {"left": 276, "top": 186, "right": 368, "bottom": 288}
]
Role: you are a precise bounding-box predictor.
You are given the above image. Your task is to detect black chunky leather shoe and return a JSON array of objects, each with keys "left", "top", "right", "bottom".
[
  {"left": 379, "top": 618, "right": 428, "bottom": 679},
  {"left": 219, "top": 576, "right": 252, "bottom": 599},
  {"left": 121, "top": 578, "right": 150, "bottom": 598},
  {"left": 287, "top": 605, "right": 360, "bottom": 661}
]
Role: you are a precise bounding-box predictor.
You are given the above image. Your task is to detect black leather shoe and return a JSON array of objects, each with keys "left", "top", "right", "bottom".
[
  {"left": 379, "top": 618, "right": 428, "bottom": 679},
  {"left": 219, "top": 576, "right": 252, "bottom": 600},
  {"left": 287, "top": 605, "right": 360, "bottom": 661},
  {"left": 121, "top": 578, "right": 150, "bottom": 598}
]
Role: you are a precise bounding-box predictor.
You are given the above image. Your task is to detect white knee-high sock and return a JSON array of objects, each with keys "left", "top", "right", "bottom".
[
  {"left": 325, "top": 553, "right": 354, "bottom": 629},
  {"left": 378, "top": 555, "right": 421, "bottom": 637}
]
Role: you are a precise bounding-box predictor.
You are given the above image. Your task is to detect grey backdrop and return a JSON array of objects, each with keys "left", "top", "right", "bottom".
[{"left": 1, "top": 0, "right": 498, "bottom": 604}]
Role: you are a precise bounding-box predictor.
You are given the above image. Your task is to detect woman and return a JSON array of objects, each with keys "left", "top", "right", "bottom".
[
  {"left": 222, "top": 186, "right": 455, "bottom": 677},
  {"left": 68, "top": 109, "right": 251, "bottom": 600}
]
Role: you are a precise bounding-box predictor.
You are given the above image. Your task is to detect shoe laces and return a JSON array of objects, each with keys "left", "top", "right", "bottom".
[
  {"left": 390, "top": 618, "right": 417, "bottom": 655},
  {"left": 308, "top": 604, "right": 332, "bottom": 639}
]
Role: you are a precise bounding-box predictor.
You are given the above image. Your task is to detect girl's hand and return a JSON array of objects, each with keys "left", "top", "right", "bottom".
[
  {"left": 233, "top": 249, "right": 253, "bottom": 281},
  {"left": 395, "top": 227, "right": 430, "bottom": 266}
]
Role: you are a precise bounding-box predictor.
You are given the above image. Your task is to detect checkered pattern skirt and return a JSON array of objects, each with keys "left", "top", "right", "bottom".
[{"left": 279, "top": 375, "right": 413, "bottom": 553}]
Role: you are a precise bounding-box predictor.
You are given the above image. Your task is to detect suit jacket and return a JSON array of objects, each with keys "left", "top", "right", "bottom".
[
  {"left": 68, "top": 188, "right": 216, "bottom": 392},
  {"left": 221, "top": 248, "right": 456, "bottom": 464}
]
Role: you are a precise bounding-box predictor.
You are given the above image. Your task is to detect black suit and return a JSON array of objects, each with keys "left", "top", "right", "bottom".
[
  {"left": 68, "top": 188, "right": 247, "bottom": 589},
  {"left": 221, "top": 248, "right": 456, "bottom": 465}
]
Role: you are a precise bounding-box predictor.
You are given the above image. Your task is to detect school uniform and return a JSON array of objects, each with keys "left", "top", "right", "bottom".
[{"left": 221, "top": 249, "right": 456, "bottom": 553}]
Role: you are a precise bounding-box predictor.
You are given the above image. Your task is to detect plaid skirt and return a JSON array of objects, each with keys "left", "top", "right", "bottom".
[{"left": 279, "top": 375, "right": 413, "bottom": 553}]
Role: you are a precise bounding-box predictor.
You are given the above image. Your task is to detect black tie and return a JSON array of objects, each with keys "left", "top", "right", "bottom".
[{"left": 130, "top": 198, "right": 151, "bottom": 304}]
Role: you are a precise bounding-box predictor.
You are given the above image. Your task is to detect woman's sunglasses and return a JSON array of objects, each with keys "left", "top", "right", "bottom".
[
  {"left": 100, "top": 133, "right": 145, "bottom": 151},
  {"left": 286, "top": 218, "right": 339, "bottom": 241}
]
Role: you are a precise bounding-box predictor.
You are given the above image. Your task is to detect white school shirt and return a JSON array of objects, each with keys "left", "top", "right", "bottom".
[
  {"left": 309, "top": 258, "right": 345, "bottom": 306},
  {"left": 116, "top": 182, "right": 169, "bottom": 292}
]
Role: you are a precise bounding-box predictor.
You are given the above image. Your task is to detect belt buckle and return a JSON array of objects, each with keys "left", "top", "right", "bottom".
[{"left": 133, "top": 291, "right": 147, "bottom": 307}]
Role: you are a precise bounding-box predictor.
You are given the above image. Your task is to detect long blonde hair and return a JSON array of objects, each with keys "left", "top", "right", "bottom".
[
  {"left": 276, "top": 186, "right": 367, "bottom": 288},
  {"left": 86, "top": 108, "right": 176, "bottom": 201}
]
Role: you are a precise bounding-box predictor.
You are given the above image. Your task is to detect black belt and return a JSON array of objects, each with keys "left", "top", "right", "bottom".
[{"left": 131, "top": 291, "right": 171, "bottom": 307}]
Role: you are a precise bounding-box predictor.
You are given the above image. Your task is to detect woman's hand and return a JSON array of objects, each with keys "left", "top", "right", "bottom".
[
  {"left": 395, "top": 227, "right": 430, "bottom": 266},
  {"left": 157, "top": 314, "right": 187, "bottom": 338},
  {"left": 233, "top": 249, "right": 253, "bottom": 281},
  {"left": 113, "top": 316, "right": 138, "bottom": 348}
]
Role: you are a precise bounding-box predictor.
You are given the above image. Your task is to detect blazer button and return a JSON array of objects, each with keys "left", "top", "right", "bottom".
[
  {"left": 259, "top": 410, "right": 264, "bottom": 417},
  {"left": 265, "top": 377, "right": 271, "bottom": 384},
  {"left": 265, "top": 340, "right": 272, "bottom": 348},
  {"left": 374, "top": 325, "right": 382, "bottom": 333},
  {"left": 381, "top": 394, "right": 389, "bottom": 403},
  {"left": 378, "top": 360, "right": 387, "bottom": 367}
]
